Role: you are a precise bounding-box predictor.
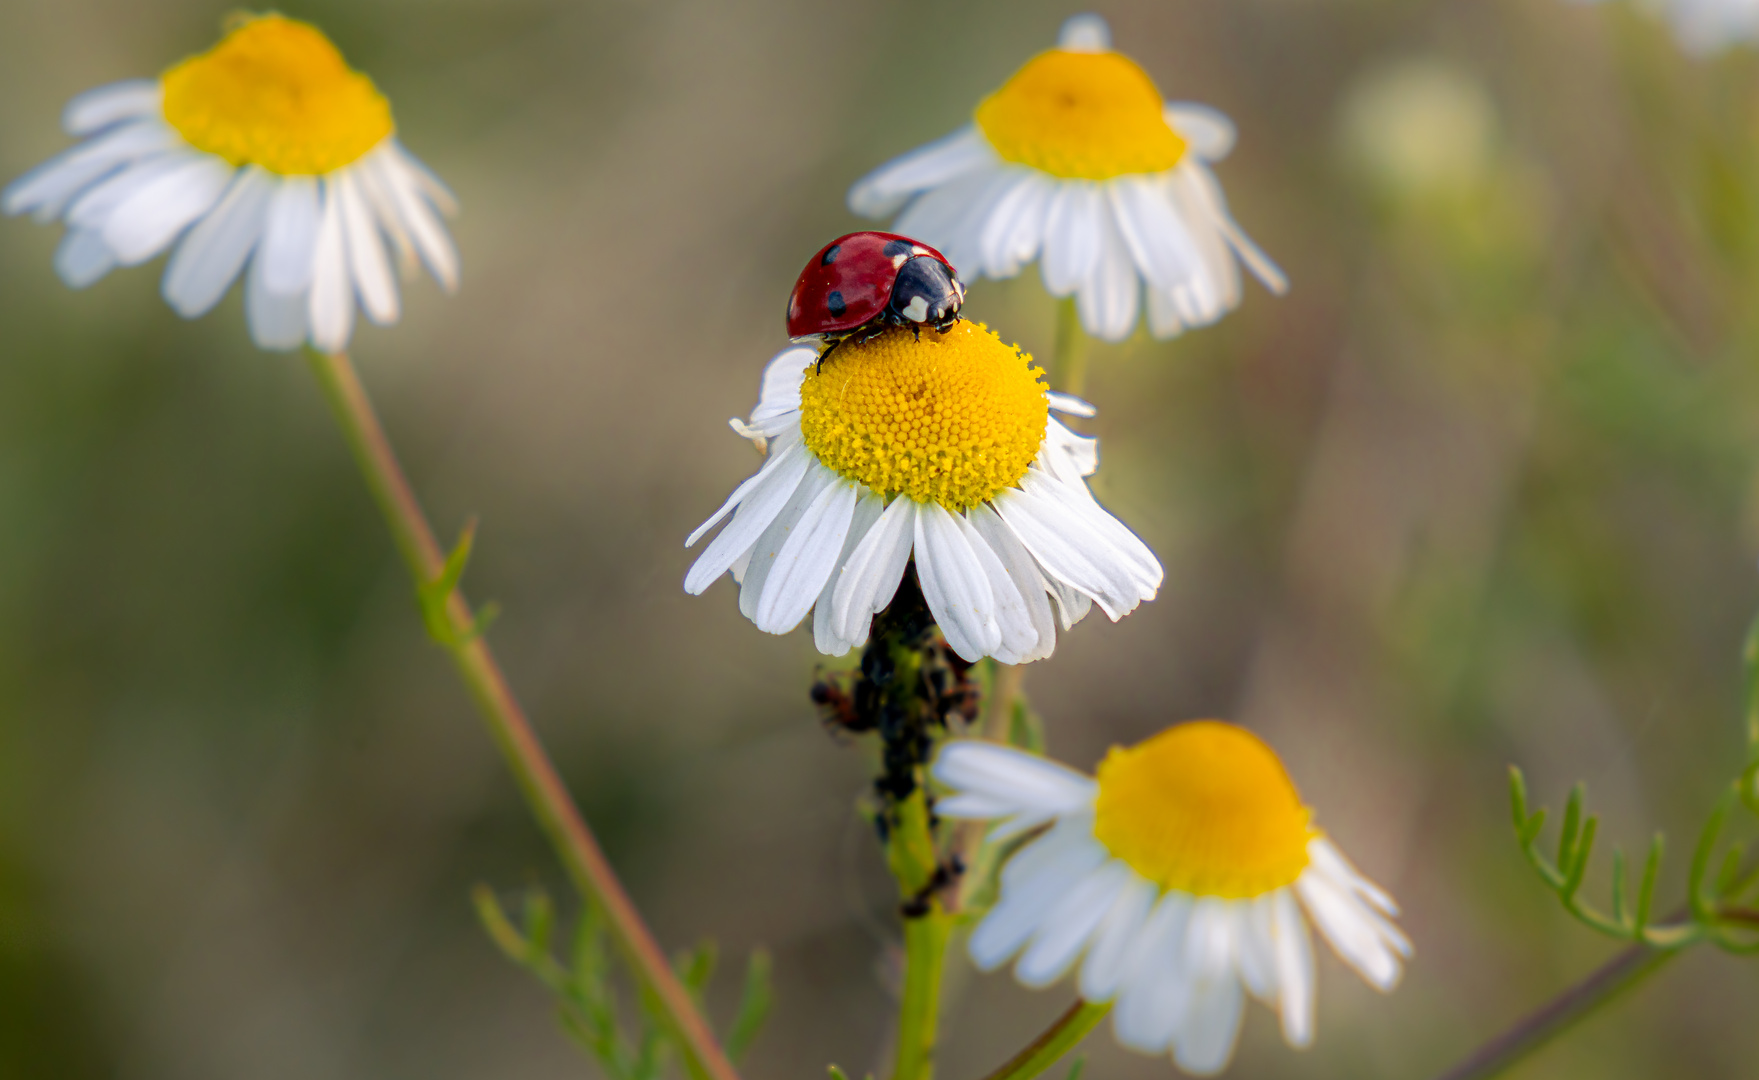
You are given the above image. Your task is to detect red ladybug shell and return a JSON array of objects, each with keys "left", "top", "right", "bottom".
[{"left": 786, "top": 232, "right": 956, "bottom": 339}]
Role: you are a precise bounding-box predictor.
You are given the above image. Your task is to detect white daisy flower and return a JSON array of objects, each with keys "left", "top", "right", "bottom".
[
  {"left": 683, "top": 322, "right": 1162, "bottom": 664},
  {"left": 3, "top": 14, "right": 458, "bottom": 353},
  {"left": 847, "top": 14, "right": 1285, "bottom": 345},
  {"left": 933, "top": 722, "right": 1410, "bottom": 1076}
]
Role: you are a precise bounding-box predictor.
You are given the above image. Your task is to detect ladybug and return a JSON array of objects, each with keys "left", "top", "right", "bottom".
[{"left": 786, "top": 232, "right": 966, "bottom": 353}]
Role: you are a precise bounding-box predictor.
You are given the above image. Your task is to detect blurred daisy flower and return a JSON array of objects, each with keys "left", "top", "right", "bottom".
[
  {"left": 848, "top": 14, "right": 1285, "bottom": 344},
  {"left": 934, "top": 722, "right": 1409, "bottom": 1076},
  {"left": 683, "top": 323, "right": 1161, "bottom": 664},
  {"left": 3, "top": 13, "right": 458, "bottom": 352}
]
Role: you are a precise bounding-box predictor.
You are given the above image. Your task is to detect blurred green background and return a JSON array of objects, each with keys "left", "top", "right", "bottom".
[{"left": 3, "top": 0, "right": 1759, "bottom": 1076}]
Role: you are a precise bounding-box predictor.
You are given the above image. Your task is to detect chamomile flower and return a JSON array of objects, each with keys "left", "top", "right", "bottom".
[
  {"left": 683, "top": 323, "right": 1161, "bottom": 664},
  {"left": 848, "top": 14, "right": 1285, "bottom": 344},
  {"left": 3, "top": 14, "right": 458, "bottom": 352},
  {"left": 933, "top": 722, "right": 1410, "bottom": 1076}
]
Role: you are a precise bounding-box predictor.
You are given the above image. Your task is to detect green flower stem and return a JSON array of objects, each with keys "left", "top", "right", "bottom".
[
  {"left": 1050, "top": 297, "right": 1088, "bottom": 400},
  {"left": 889, "top": 789, "right": 953, "bottom": 1080},
  {"left": 305, "top": 349, "right": 740, "bottom": 1080},
  {"left": 975, "top": 1000, "right": 1110, "bottom": 1080},
  {"left": 1430, "top": 942, "right": 1675, "bottom": 1080},
  {"left": 895, "top": 906, "right": 955, "bottom": 1080}
]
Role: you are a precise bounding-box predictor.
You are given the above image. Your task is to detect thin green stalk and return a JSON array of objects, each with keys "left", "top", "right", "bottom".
[
  {"left": 1430, "top": 942, "right": 1675, "bottom": 1080},
  {"left": 890, "top": 788, "right": 951, "bottom": 1080},
  {"left": 1050, "top": 297, "right": 1088, "bottom": 400},
  {"left": 976, "top": 1000, "right": 1109, "bottom": 1080},
  {"left": 305, "top": 349, "right": 740, "bottom": 1080},
  {"left": 895, "top": 908, "right": 954, "bottom": 1080}
]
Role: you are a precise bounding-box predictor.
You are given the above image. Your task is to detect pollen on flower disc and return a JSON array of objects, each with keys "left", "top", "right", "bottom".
[
  {"left": 975, "top": 49, "right": 1187, "bottom": 180},
  {"left": 161, "top": 14, "right": 393, "bottom": 176},
  {"left": 798, "top": 323, "right": 1047, "bottom": 512},
  {"left": 1093, "top": 721, "right": 1315, "bottom": 898}
]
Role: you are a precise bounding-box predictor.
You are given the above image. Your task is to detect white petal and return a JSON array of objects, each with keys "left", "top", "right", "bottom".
[
  {"left": 1111, "top": 893, "right": 1194, "bottom": 1054},
  {"left": 1237, "top": 895, "right": 1279, "bottom": 1003},
  {"left": 931, "top": 741, "right": 1097, "bottom": 825},
  {"left": 64, "top": 80, "right": 162, "bottom": 135},
  {"left": 747, "top": 345, "right": 815, "bottom": 432},
  {"left": 1078, "top": 198, "right": 1140, "bottom": 341},
  {"left": 1040, "top": 181, "right": 1103, "bottom": 297},
  {"left": 1015, "top": 860, "right": 1132, "bottom": 987},
  {"left": 685, "top": 429, "right": 801, "bottom": 547},
  {"left": 1308, "top": 838, "right": 1402, "bottom": 917},
  {"left": 103, "top": 155, "right": 232, "bottom": 265},
  {"left": 894, "top": 164, "right": 1013, "bottom": 276},
  {"left": 1270, "top": 889, "right": 1315, "bottom": 1048},
  {"left": 829, "top": 496, "right": 916, "bottom": 644},
  {"left": 914, "top": 502, "right": 1002, "bottom": 662},
  {"left": 951, "top": 509, "right": 1038, "bottom": 663},
  {"left": 991, "top": 473, "right": 1162, "bottom": 621},
  {"left": 1022, "top": 469, "right": 1162, "bottom": 591},
  {"left": 245, "top": 252, "right": 307, "bottom": 350},
  {"left": 1107, "top": 174, "right": 1202, "bottom": 295},
  {"left": 978, "top": 171, "right": 1054, "bottom": 279},
  {"left": 388, "top": 141, "right": 458, "bottom": 216},
  {"left": 848, "top": 126, "right": 995, "bottom": 219},
  {"left": 3, "top": 120, "right": 177, "bottom": 221},
  {"left": 1295, "top": 872, "right": 1407, "bottom": 992},
  {"left": 307, "top": 177, "right": 354, "bottom": 351},
  {"left": 965, "top": 503, "right": 1057, "bottom": 663},
  {"left": 740, "top": 462, "right": 838, "bottom": 623},
  {"left": 969, "top": 832, "right": 1108, "bottom": 970},
  {"left": 1180, "top": 161, "right": 1286, "bottom": 294},
  {"left": 1037, "top": 419, "right": 1100, "bottom": 486},
  {"left": 1164, "top": 103, "right": 1237, "bottom": 160},
  {"left": 337, "top": 168, "right": 399, "bottom": 325},
  {"left": 1047, "top": 392, "right": 1096, "bottom": 418},
  {"left": 814, "top": 489, "right": 885, "bottom": 655},
  {"left": 999, "top": 817, "right": 1096, "bottom": 890},
  {"left": 1079, "top": 875, "right": 1159, "bottom": 1001},
  {"left": 1058, "top": 13, "right": 1112, "bottom": 50},
  {"left": 1173, "top": 960, "right": 1246, "bottom": 1074},
  {"left": 53, "top": 229, "right": 115, "bottom": 288},
  {"left": 752, "top": 473, "right": 859, "bottom": 633},
  {"left": 258, "top": 176, "right": 322, "bottom": 296},
  {"left": 65, "top": 153, "right": 188, "bottom": 231},
  {"left": 684, "top": 440, "right": 811, "bottom": 592},
  {"left": 367, "top": 142, "right": 460, "bottom": 291},
  {"left": 162, "top": 166, "right": 273, "bottom": 317}
]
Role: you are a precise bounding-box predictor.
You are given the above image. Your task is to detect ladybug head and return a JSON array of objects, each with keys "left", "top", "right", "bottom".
[{"left": 887, "top": 255, "right": 964, "bottom": 332}]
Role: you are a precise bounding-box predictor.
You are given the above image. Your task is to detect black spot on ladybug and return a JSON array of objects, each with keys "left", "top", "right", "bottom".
[
  {"left": 882, "top": 239, "right": 913, "bottom": 259},
  {"left": 821, "top": 244, "right": 841, "bottom": 265},
  {"left": 827, "top": 290, "right": 847, "bottom": 317}
]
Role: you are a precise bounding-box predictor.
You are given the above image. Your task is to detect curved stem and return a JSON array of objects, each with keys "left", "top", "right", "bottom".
[
  {"left": 305, "top": 350, "right": 740, "bottom": 1080},
  {"left": 1430, "top": 943, "right": 1675, "bottom": 1080},
  {"left": 976, "top": 1000, "right": 1110, "bottom": 1080}
]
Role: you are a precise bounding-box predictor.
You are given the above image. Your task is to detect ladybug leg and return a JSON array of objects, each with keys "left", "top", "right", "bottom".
[{"left": 911, "top": 323, "right": 921, "bottom": 341}]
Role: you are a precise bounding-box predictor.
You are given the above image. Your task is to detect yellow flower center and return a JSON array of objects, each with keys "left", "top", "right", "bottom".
[
  {"left": 798, "top": 323, "right": 1047, "bottom": 512},
  {"left": 974, "top": 49, "right": 1187, "bottom": 180},
  {"left": 1093, "top": 721, "right": 1315, "bottom": 899},
  {"left": 161, "top": 14, "right": 393, "bottom": 176}
]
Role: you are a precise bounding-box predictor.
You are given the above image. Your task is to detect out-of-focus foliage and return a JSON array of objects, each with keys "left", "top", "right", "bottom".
[{"left": 3, "top": 0, "right": 1759, "bottom": 1078}]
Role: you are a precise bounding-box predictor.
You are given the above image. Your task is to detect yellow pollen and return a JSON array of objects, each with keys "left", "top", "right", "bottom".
[
  {"left": 798, "top": 323, "right": 1047, "bottom": 512},
  {"left": 1093, "top": 721, "right": 1315, "bottom": 899},
  {"left": 974, "top": 49, "right": 1187, "bottom": 180},
  {"left": 160, "top": 14, "right": 393, "bottom": 176}
]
